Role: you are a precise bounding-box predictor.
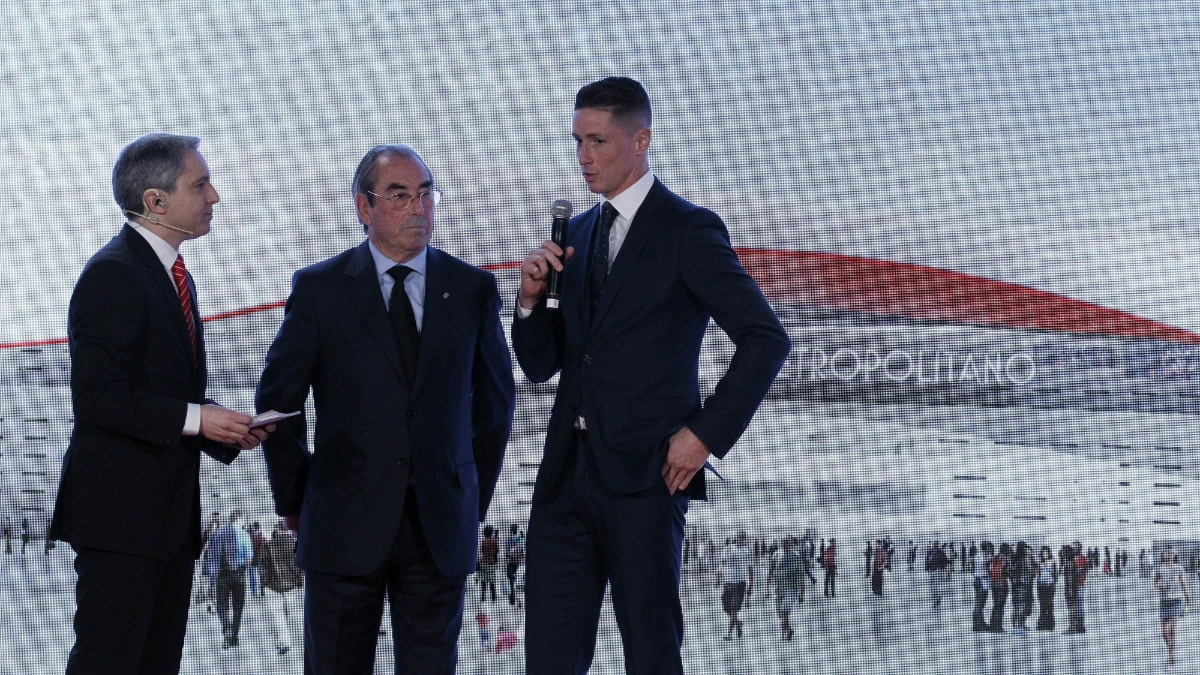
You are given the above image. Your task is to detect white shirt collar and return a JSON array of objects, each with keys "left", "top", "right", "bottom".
[
  {"left": 369, "top": 241, "right": 427, "bottom": 279},
  {"left": 603, "top": 171, "right": 656, "bottom": 221},
  {"left": 128, "top": 222, "right": 180, "bottom": 271}
]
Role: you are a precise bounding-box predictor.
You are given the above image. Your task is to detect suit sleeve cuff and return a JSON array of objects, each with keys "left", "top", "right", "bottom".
[
  {"left": 182, "top": 403, "right": 201, "bottom": 436},
  {"left": 688, "top": 418, "right": 733, "bottom": 460},
  {"left": 515, "top": 303, "right": 534, "bottom": 319}
]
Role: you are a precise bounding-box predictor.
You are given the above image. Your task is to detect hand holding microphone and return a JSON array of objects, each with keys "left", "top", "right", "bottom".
[
  {"left": 545, "top": 200, "right": 572, "bottom": 309},
  {"left": 517, "top": 199, "right": 574, "bottom": 311}
]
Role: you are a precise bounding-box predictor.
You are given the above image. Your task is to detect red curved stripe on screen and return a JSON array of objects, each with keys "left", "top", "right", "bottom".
[
  {"left": 0, "top": 336, "right": 69, "bottom": 349},
  {"left": 737, "top": 249, "right": 1200, "bottom": 344},
  {"left": 481, "top": 261, "right": 523, "bottom": 272},
  {"left": 203, "top": 301, "right": 287, "bottom": 322},
  {"left": 3, "top": 250, "right": 1199, "bottom": 349}
]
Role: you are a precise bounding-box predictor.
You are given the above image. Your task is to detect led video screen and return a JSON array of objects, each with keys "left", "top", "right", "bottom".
[{"left": 4, "top": 2, "right": 1200, "bottom": 673}]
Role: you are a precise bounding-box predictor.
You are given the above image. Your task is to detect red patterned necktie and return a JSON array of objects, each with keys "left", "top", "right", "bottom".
[{"left": 171, "top": 254, "right": 199, "bottom": 366}]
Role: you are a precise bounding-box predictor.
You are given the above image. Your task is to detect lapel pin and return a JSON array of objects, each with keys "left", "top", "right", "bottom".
[{"left": 443, "top": 292, "right": 450, "bottom": 299}]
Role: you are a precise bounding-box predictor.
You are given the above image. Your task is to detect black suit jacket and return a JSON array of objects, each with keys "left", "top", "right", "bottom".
[
  {"left": 512, "top": 179, "right": 791, "bottom": 500},
  {"left": 255, "top": 242, "right": 515, "bottom": 578},
  {"left": 50, "top": 224, "right": 238, "bottom": 561}
]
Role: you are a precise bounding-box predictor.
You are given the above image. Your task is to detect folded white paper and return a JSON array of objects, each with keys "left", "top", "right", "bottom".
[{"left": 250, "top": 410, "right": 301, "bottom": 428}]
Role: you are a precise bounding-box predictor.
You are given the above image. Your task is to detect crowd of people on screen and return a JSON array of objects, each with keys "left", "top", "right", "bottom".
[{"left": 9, "top": 507, "right": 1194, "bottom": 667}]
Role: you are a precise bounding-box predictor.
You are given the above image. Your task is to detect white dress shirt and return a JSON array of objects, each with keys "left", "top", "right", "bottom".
[
  {"left": 369, "top": 241, "right": 427, "bottom": 332},
  {"left": 128, "top": 223, "right": 202, "bottom": 436}
]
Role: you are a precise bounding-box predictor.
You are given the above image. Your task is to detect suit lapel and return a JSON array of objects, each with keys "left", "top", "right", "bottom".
[
  {"left": 343, "top": 242, "right": 408, "bottom": 386},
  {"left": 411, "top": 247, "right": 446, "bottom": 396},
  {"left": 188, "top": 272, "right": 207, "bottom": 389},
  {"left": 588, "top": 181, "right": 667, "bottom": 335},
  {"left": 121, "top": 226, "right": 195, "bottom": 367},
  {"left": 570, "top": 206, "right": 598, "bottom": 337}
]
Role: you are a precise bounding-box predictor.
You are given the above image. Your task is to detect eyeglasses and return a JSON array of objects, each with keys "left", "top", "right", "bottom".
[{"left": 366, "top": 187, "right": 443, "bottom": 210}]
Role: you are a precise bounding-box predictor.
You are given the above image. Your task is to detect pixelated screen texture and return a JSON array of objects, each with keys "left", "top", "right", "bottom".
[{"left": 4, "top": 2, "right": 1200, "bottom": 673}]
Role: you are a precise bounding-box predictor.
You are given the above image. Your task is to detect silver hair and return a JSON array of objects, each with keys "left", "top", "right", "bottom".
[
  {"left": 112, "top": 133, "right": 201, "bottom": 216},
  {"left": 351, "top": 144, "right": 430, "bottom": 206}
]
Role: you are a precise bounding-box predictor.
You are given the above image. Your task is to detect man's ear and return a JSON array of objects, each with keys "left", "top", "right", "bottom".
[
  {"left": 635, "top": 128, "right": 652, "bottom": 155},
  {"left": 355, "top": 192, "right": 373, "bottom": 228},
  {"left": 144, "top": 189, "right": 169, "bottom": 215}
]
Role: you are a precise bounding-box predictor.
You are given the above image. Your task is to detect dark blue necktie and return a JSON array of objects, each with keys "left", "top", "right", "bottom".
[
  {"left": 589, "top": 202, "right": 618, "bottom": 320},
  {"left": 386, "top": 265, "right": 419, "bottom": 383}
]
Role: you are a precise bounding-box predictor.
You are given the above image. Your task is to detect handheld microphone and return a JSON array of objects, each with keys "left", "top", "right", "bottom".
[
  {"left": 545, "top": 199, "right": 572, "bottom": 310},
  {"left": 124, "top": 210, "right": 195, "bottom": 236}
]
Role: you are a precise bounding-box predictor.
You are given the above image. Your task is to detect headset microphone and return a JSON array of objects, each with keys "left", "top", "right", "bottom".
[{"left": 123, "top": 209, "right": 195, "bottom": 236}]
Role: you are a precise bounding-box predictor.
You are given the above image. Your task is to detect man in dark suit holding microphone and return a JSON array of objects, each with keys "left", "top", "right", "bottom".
[
  {"left": 255, "top": 144, "right": 515, "bottom": 674},
  {"left": 50, "top": 133, "right": 269, "bottom": 674},
  {"left": 513, "top": 77, "right": 791, "bottom": 674}
]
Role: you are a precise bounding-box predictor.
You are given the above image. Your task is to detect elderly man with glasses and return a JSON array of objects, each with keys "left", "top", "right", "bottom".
[{"left": 256, "top": 144, "right": 515, "bottom": 674}]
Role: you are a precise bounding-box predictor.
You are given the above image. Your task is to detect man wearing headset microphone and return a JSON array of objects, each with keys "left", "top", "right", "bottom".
[{"left": 50, "top": 133, "right": 272, "bottom": 674}]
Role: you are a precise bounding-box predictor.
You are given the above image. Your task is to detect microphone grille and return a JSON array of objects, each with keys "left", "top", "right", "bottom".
[{"left": 552, "top": 199, "right": 573, "bottom": 219}]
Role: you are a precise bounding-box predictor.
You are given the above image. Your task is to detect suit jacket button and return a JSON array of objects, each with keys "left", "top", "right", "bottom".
[
  {"left": 407, "top": 410, "right": 416, "bottom": 419},
  {"left": 583, "top": 355, "right": 593, "bottom": 364},
  {"left": 398, "top": 458, "right": 409, "bottom": 467}
]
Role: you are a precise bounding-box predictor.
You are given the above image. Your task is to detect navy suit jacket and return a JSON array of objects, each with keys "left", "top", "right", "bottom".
[
  {"left": 512, "top": 179, "right": 790, "bottom": 501},
  {"left": 50, "top": 224, "right": 238, "bottom": 561},
  {"left": 256, "top": 242, "right": 515, "bottom": 578}
]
